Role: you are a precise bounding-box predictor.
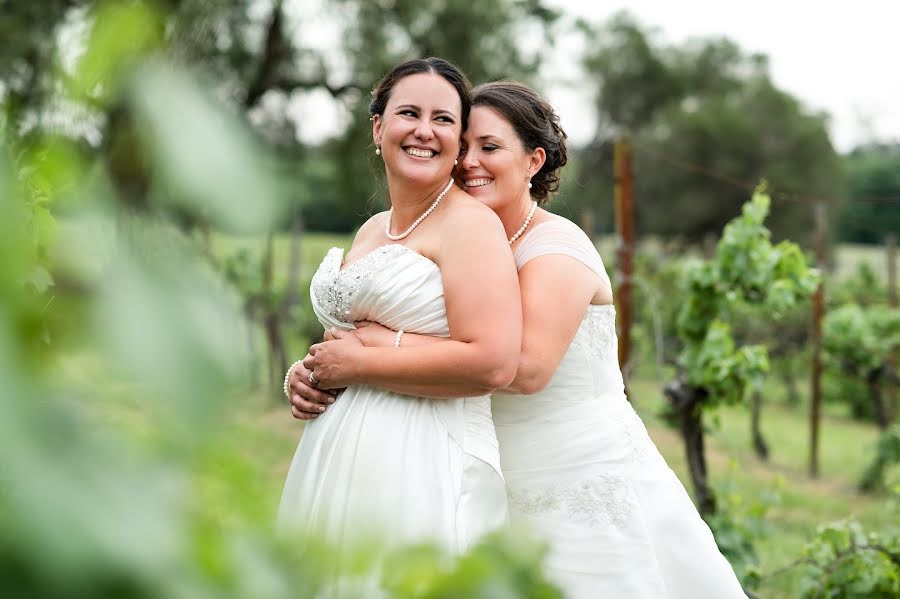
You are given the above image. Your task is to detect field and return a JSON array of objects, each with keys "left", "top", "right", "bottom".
[
  {"left": 186, "top": 232, "right": 897, "bottom": 598},
  {"left": 190, "top": 374, "right": 893, "bottom": 598}
]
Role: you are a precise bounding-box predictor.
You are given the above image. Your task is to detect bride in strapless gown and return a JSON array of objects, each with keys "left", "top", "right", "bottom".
[{"left": 279, "top": 245, "right": 507, "bottom": 552}]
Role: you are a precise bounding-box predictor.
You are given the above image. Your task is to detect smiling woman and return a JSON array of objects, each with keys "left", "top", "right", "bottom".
[
  {"left": 278, "top": 58, "right": 521, "bottom": 590},
  {"left": 372, "top": 71, "right": 465, "bottom": 190}
]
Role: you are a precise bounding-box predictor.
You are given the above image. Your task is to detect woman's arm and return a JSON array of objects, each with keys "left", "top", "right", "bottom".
[
  {"left": 505, "top": 254, "right": 609, "bottom": 394},
  {"left": 340, "top": 254, "right": 609, "bottom": 396},
  {"left": 287, "top": 325, "right": 485, "bottom": 414},
  {"left": 303, "top": 200, "right": 522, "bottom": 396}
]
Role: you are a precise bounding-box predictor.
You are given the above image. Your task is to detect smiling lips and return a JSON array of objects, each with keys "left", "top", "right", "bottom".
[
  {"left": 404, "top": 146, "right": 436, "bottom": 158},
  {"left": 465, "top": 178, "right": 493, "bottom": 188}
]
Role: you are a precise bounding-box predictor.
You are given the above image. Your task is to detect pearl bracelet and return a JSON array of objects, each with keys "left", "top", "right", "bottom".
[
  {"left": 283, "top": 358, "right": 305, "bottom": 400},
  {"left": 394, "top": 330, "right": 404, "bottom": 347}
]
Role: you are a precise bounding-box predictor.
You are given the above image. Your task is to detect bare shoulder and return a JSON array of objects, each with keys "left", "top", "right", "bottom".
[
  {"left": 440, "top": 190, "right": 504, "bottom": 232},
  {"left": 350, "top": 210, "right": 390, "bottom": 248},
  {"left": 356, "top": 210, "right": 390, "bottom": 236}
]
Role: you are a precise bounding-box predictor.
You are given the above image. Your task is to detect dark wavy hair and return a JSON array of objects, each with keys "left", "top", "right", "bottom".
[
  {"left": 472, "top": 81, "right": 568, "bottom": 204},
  {"left": 369, "top": 57, "right": 473, "bottom": 130}
]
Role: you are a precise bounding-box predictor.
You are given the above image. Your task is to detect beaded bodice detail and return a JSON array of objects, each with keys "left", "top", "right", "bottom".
[
  {"left": 310, "top": 245, "right": 412, "bottom": 324},
  {"left": 306, "top": 243, "right": 501, "bottom": 474}
]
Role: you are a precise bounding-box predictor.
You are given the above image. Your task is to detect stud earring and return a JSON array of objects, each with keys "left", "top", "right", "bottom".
[{"left": 454, "top": 159, "right": 458, "bottom": 166}]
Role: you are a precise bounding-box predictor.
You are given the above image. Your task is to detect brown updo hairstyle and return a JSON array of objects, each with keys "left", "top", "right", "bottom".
[
  {"left": 472, "top": 81, "right": 568, "bottom": 204},
  {"left": 369, "top": 57, "right": 473, "bottom": 131}
]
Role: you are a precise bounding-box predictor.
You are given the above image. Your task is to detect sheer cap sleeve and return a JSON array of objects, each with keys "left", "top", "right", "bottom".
[{"left": 512, "top": 217, "right": 611, "bottom": 287}]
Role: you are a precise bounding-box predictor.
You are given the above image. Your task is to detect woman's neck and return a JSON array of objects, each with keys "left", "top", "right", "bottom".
[
  {"left": 497, "top": 190, "right": 536, "bottom": 242},
  {"left": 385, "top": 174, "right": 451, "bottom": 230}
]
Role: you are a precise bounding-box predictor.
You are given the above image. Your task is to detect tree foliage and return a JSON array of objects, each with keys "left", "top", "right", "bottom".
[
  {"left": 0, "top": 0, "right": 560, "bottom": 233},
  {"left": 793, "top": 520, "right": 899, "bottom": 599},
  {"left": 858, "top": 426, "right": 900, "bottom": 494},
  {"left": 823, "top": 303, "right": 900, "bottom": 428},
  {"left": 839, "top": 143, "right": 900, "bottom": 244},
  {"left": 676, "top": 189, "right": 819, "bottom": 404},
  {"left": 665, "top": 188, "right": 818, "bottom": 516},
  {"left": 577, "top": 13, "right": 843, "bottom": 242}
]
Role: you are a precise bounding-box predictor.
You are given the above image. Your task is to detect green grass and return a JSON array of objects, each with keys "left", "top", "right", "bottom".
[
  {"left": 212, "top": 231, "right": 350, "bottom": 279},
  {"left": 628, "top": 377, "right": 895, "bottom": 598},
  {"left": 161, "top": 371, "right": 896, "bottom": 599}
]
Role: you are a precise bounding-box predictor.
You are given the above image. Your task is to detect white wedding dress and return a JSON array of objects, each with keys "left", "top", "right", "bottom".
[
  {"left": 278, "top": 245, "right": 507, "bottom": 582},
  {"left": 492, "top": 218, "right": 746, "bottom": 598}
]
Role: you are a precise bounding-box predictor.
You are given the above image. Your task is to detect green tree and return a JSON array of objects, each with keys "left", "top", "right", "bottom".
[
  {"left": 822, "top": 303, "right": 900, "bottom": 429},
  {"left": 577, "top": 13, "right": 843, "bottom": 243},
  {"left": 785, "top": 520, "right": 900, "bottom": 599},
  {"left": 858, "top": 425, "right": 900, "bottom": 494},
  {"left": 839, "top": 142, "right": 900, "bottom": 244},
  {"left": 0, "top": 1, "right": 95, "bottom": 134},
  {"left": 664, "top": 187, "right": 818, "bottom": 516}
]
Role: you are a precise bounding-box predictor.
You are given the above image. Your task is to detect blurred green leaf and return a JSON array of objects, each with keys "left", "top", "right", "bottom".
[
  {"left": 71, "top": 0, "right": 164, "bottom": 105},
  {"left": 95, "top": 219, "right": 249, "bottom": 438},
  {"left": 129, "top": 62, "right": 287, "bottom": 234}
]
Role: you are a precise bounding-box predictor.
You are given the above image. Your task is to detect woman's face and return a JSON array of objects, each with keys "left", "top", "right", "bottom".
[
  {"left": 456, "top": 106, "right": 543, "bottom": 212},
  {"left": 372, "top": 73, "right": 462, "bottom": 187}
]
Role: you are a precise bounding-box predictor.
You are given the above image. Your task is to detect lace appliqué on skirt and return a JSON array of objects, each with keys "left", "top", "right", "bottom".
[
  {"left": 617, "top": 402, "right": 658, "bottom": 466},
  {"left": 508, "top": 473, "right": 638, "bottom": 529},
  {"left": 311, "top": 245, "right": 411, "bottom": 324}
]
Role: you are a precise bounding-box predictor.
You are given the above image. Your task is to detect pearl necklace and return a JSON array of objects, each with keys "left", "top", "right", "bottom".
[
  {"left": 509, "top": 200, "right": 538, "bottom": 244},
  {"left": 385, "top": 179, "right": 454, "bottom": 241}
]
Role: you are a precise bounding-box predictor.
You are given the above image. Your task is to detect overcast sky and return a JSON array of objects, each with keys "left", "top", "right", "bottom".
[
  {"left": 543, "top": 0, "right": 899, "bottom": 151},
  {"left": 297, "top": 0, "right": 899, "bottom": 152}
]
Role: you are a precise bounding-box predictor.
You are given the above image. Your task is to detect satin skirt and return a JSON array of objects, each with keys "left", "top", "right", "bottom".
[{"left": 279, "top": 383, "right": 507, "bottom": 562}]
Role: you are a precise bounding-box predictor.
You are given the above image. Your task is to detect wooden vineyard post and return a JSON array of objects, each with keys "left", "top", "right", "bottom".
[
  {"left": 887, "top": 234, "right": 897, "bottom": 422},
  {"left": 614, "top": 137, "right": 635, "bottom": 392},
  {"left": 809, "top": 201, "right": 827, "bottom": 477}
]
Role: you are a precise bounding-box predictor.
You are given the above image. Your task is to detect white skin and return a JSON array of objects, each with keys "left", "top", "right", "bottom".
[
  {"left": 287, "top": 73, "right": 522, "bottom": 420},
  {"left": 290, "top": 102, "right": 612, "bottom": 419}
]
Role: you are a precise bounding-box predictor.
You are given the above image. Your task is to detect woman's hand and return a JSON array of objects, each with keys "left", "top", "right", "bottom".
[
  {"left": 287, "top": 356, "right": 340, "bottom": 420},
  {"left": 351, "top": 321, "right": 397, "bottom": 348},
  {"left": 303, "top": 332, "right": 366, "bottom": 390},
  {"left": 324, "top": 322, "right": 396, "bottom": 347}
]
